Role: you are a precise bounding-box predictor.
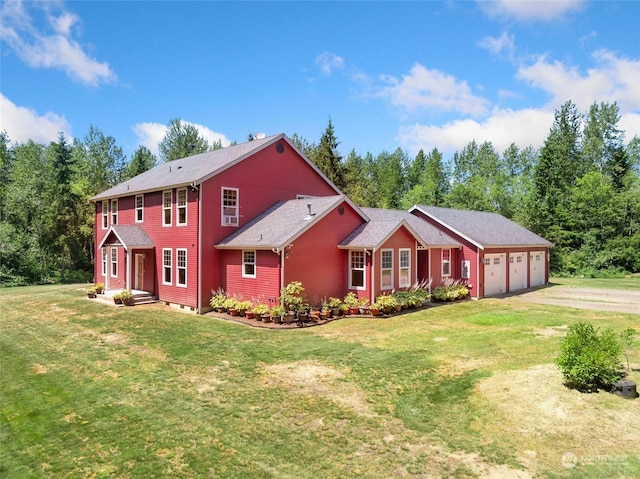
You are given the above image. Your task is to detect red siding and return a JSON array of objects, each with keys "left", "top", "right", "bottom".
[
  {"left": 372, "top": 227, "right": 419, "bottom": 300},
  {"left": 221, "top": 249, "right": 281, "bottom": 304}
]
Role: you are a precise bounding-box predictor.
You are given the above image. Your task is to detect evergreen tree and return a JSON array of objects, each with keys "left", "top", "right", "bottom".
[
  {"left": 125, "top": 145, "right": 157, "bottom": 180},
  {"left": 158, "top": 118, "right": 209, "bottom": 162},
  {"left": 310, "top": 119, "right": 345, "bottom": 190}
]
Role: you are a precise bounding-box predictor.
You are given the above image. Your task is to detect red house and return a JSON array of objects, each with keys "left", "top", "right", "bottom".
[
  {"left": 91, "top": 134, "right": 551, "bottom": 312},
  {"left": 409, "top": 205, "right": 553, "bottom": 298}
]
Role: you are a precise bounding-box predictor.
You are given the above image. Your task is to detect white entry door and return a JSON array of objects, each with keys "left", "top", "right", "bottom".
[
  {"left": 509, "top": 252, "right": 527, "bottom": 292},
  {"left": 134, "top": 254, "right": 144, "bottom": 291},
  {"left": 529, "top": 251, "right": 546, "bottom": 287},
  {"left": 484, "top": 253, "right": 506, "bottom": 296}
]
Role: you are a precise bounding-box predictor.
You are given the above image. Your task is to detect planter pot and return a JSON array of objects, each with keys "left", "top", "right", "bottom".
[
  {"left": 349, "top": 307, "right": 359, "bottom": 315},
  {"left": 95, "top": 288, "right": 103, "bottom": 295},
  {"left": 395, "top": 305, "right": 402, "bottom": 312},
  {"left": 114, "top": 297, "right": 122, "bottom": 305},
  {"left": 383, "top": 306, "right": 392, "bottom": 314},
  {"left": 245, "top": 311, "right": 255, "bottom": 319},
  {"left": 229, "top": 308, "right": 239, "bottom": 316},
  {"left": 88, "top": 293, "right": 96, "bottom": 298},
  {"left": 320, "top": 311, "right": 330, "bottom": 319},
  {"left": 261, "top": 314, "right": 272, "bottom": 323},
  {"left": 370, "top": 308, "right": 380, "bottom": 317},
  {"left": 331, "top": 308, "right": 340, "bottom": 317},
  {"left": 283, "top": 313, "right": 295, "bottom": 324},
  {"left": 297, "top": 312, "right": 309, "bottom": 322},
  {"left": 272, "top": 315, "right": 282, "bottom": 324},
  {"left": 123, "top": 298, "right": 134, "bottom": 306},
  {"left": 216, "top": 307, "right": 226, "bottom": 313}
]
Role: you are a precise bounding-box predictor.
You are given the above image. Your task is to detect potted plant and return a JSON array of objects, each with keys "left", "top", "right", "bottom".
[
  {"left": 270, "top": 305, "right": 285, "bottom": 324},
  {"left": 236, "top": 300, "right": 252, "bottom": 317},
  {"left": 343, "top": 292, "right": 360, "bottom": 315},
  {"left": 113, "top": 292, "right": 123, "bottom": 304},
  {"left": 224, "top": 297, "right": 239, "bottom": 315},
  {"left": 369, "top": 302, "right": 381, "bottom": 316},
  {"left": 320, "top": 300, "right": 331, "bottom": 319},
  {"left": 328, "top": 297, "right": 342, "bottom": 317},
  {"left": 358, "top": 296, "right": 370, "bottom": 315},
  {"left": 252, "top": 304, "right": 270, "bottom": 321},
  {"left": 281, "top": 281, "right": 305, "bottom": 314},
  {"left": 209, "top": 288, "right": 227, "bottom": 312},
  {"left": 87, "top": 287, "right": 96, "bottom": 298},
  {"left": 376, "top": 294, "right": 397, "bottom": 314},
  {"left": 94, "top": 282, "right": 104, "bottom": 294},
  {"left": 119, "top": 289, "right": 134, "bottom": 306}
]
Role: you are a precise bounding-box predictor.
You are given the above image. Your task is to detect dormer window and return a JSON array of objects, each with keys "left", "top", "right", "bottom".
[{"left": 222, "top": 188, "right": 238, "bottom": 226}]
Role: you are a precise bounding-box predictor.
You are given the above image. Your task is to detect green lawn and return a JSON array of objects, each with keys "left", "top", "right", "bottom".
[{"left": 1, "top": 282, "right": 639, "bottom": 478}]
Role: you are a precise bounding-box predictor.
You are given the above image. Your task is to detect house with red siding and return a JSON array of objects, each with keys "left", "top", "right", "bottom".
[
  {"left": 409, "top": 205, "right": 553, "bottom": 298},
  {"left": 91, "top": 133, "right": 551, "bottom": 312}
]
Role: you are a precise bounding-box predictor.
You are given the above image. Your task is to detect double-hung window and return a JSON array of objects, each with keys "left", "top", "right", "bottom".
[
  {"left": 442, "top": 249, "right": 451, "bottom": 277},
  {"left": 101, "top": 247, "right": 107, "bottom": 276},
  {"left": 242, "top": 250, "right": 256, "bottom": 278},
  {"left": 349, "top": 250, "right": 365, "bottom": 289},
  {"left": 135, "top": 194, "right": 144, "bottom": 223},
  {"left": 461, "top": 260, "right": 470, "bottom": 279},
  {"left": 177, "top": 249, "right": 187, "bottom": 287},
  {"left": 163, "top": 191, "right": 172, "bottom": 226},
  {"left": 102, "top": 201, "right": 108, "bottom": 229},
  {"left": 381, "top": 249, "right": 393, "bottom": 290},
  {"left": 111, "top": 199, "right": 118, "bottom": 225},
  {"left": 222, "top": 188, "right": 238, "bottom": 226},
  {"left": 110, "top": 247, "right": 118, "bottom": 277},
  {"left": 162, "top": 248, "right": 172, "bottom": 285},
  {"left": 177, "top": 189, "right": 187, "bottom": 226},
  {"left": 399, "top": 248, "right": 411, "bottom": 288}
]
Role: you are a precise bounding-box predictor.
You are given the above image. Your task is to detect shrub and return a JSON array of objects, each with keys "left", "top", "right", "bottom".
[{"left": 556, "top": 322, "right": 623, "bottom": 392}]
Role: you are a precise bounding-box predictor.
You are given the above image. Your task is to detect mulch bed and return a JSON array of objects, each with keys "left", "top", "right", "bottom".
[{"left": 204, "top": 311, "right": 389, "bottom": 329}]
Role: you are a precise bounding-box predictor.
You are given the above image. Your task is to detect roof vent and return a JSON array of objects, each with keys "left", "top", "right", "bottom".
[{"left": 303, "top": 203, "right": 315, "bottom": 221}]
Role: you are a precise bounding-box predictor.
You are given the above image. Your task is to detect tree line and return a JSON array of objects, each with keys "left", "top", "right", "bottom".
[{"left": 1, "top": 102, "right": 638, "bottom": 286}]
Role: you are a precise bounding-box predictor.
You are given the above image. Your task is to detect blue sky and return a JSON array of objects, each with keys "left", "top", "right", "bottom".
[{"left": 1, "top": 0, "right": 639, "bottom": 160}]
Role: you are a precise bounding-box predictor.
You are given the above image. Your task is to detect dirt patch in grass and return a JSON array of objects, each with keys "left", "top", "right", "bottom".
[
  {"left": 475, "top": 363, "right": 640, "bottom": 469},
  {"left": 532, "top": 324, "right": 568, "bottom": 338},
  {"left": 518, "top": 285, "right": 640, "bottom": 314}
]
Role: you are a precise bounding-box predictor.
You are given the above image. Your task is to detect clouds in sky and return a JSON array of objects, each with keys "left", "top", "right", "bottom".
[
  {"left": 0, "top": 93, "right": 72, "bottom": 144},
  {"left": 0, "top": 0, "right": 116, "bottom": 87},
  {"left": 478, "top": 0, "right": 584, "bottom": 22}
]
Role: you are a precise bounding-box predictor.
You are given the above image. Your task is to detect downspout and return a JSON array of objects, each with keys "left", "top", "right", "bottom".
[
  {"left": 280, "top": 249, "right": 285, "bottom": 307},
  {"left": 197, "top": 185, "right": 203, "bottom": 313},
  {"left": 369, "top": 248, "right": 375, "bottom": 305},
  {"left": 428, "top": 248, "right": 432, "bottom": 293}
]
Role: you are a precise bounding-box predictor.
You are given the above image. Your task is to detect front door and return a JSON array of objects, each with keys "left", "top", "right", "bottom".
[{"left": 135, "top": 254, "right": 144, "bottom": 291}]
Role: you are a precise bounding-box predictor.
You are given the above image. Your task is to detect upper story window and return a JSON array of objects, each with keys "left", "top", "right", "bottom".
[
  {"left": 177, "top": 188, "right": 187, "bottom": 226},
  {"left": 135, "top": 195, "right": 144, "bottom": 223},
  {"left": 381, "top": 249, "right": 393, "bottom": 290},
  {"left": 163, "top": 190, "right": 172, "bottom": 226},
  {"left": 102, "top": 201, "right": 108, "bottom": 229},
  {"left": 442, "top": 249, "right": 451, "bottom": 277},
  {"left": 222, "top": 188, "right": 238, "bottom": 226},
  {"left": 242, "top": 250, "right": 256, "bottom": 278},
  {"left": 399, "top": 248, "right": 411, "bottom": 288},
  {"left": 349, "top": 250, "right": 365, "bottom": 289},
  {"left": 111, "top": 199, "right": 118, "bottom": 225}
]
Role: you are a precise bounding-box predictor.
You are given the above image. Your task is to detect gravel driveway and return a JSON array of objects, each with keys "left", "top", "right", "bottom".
[{"left": 516, "top": 284, "right": 640, "bottom": 314}]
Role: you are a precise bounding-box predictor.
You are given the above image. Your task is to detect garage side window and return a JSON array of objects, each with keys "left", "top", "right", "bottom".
[{"left": 442, "top": 249, "right": 451, "bottom": 277}]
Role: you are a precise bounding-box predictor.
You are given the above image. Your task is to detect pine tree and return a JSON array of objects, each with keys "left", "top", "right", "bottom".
[{"left": 310, "top": 119, "right": 345, "bottom": 190}]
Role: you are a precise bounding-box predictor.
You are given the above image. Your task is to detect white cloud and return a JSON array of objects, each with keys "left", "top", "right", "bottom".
[
  {"left": 517, "top": 49, "right": 640, "bottom": 114},
  {"left": 478, "top": 0, "right": 584, "bottom": 21},
  {"left": 0, "top": 94, "right": 72, "bottom": 144},
  {"left": 378, "top": 63, "right": 490, "bottom": 117},
  {"left": 398, "top": 108, "right": 553, "bottom": 155},
  {"left": 0, "top": 0, "right": 116, "bottom": 87},
  {"left": 315, "top": 51, "right": 344, "bottom": 75},
  {"left": 133, "top": 121, "right": 232, "bottom": 156},
  {"left": 478, "top": 31, "right": 515, "bottom": 59}
]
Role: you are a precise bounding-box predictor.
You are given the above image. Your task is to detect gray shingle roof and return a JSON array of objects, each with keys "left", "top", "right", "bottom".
[
  {"left": 98, "top": 224, "right": 154, "bottom": 249},
  {"left": 91, "top": 134, "right": 338, "bottom": 201},
  {"left": 355, "top": 207, "right": 460, "bottom": 248},
  {"left": 410, "top": 205, "right": 553, "bottom": 249},
  {"left": 216, "top": 195, "right": 352, "bottom": 251}
]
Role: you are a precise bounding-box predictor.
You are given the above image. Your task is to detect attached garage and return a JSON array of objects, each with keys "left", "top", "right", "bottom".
[
  {"left": 529, "top": 251, "right": 546, "bottom": 288},
  {"left": 484, "top": 253, "right": 506, "bottom": 296},
  {"left": 509, "top": 252, "right": 527, "bottom": 292}
]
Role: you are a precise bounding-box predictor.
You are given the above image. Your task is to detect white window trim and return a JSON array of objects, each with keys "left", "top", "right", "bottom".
[
  {"left": 163, "top": 190, "right": 172, "bottom": 227},
  {"left": 242, "top": 250, "right": 256, "bottom": 278},
  {"left": 102, "top": 201, "right": 108, "bottom": 229},
  {"left": 110, "top": 247, "right": 117, "bottom": 278},
  {"left": 162, "top": 248, "right": 172, "bottom": 285},
  {"left": 381, "top": 249, "right": 394, "bottom": 291},
  {"left": 442, "top": 249, "right": 451, "bottom": 277},
  {"left": 101, "top": 247, "right": 107, "bottom": 277},
  {"left": 399, "top": 248, "right": 411, "bottom": 288},
  {"left": 111, "top": 199, "right": 118, "bottom": 225},
  {"left": 349, "top": 250, "right": 366, "bottom": 290},
  {"left": 176, "top": 248, "right": 187, "bottom": 287},
  {"left": 177, "top": 188, "right": 187, "bottom": 226},
  {"left": 221, "top": 187, "right": 239, "bottom": 227},
  {"left": 461, "top": 260, "right": 470, "bottom": 279},
  {"left": 135, "top": 194, "right": 144, "bottom": 223}
]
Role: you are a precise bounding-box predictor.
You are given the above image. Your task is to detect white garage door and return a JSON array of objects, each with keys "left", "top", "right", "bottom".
[
  {"left": 529, "top": 251, "right": 546, "bottom": 287},
  {"left": 509, "top": 252, "right": 527, "bottom": 292},
  {"left": 484, "top": 253, "right": 506, "bottom": 296}
]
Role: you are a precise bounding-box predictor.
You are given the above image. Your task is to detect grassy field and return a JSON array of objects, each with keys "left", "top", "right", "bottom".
[{"left": 1, "top": 281, "right": 639, "bottom": 478}]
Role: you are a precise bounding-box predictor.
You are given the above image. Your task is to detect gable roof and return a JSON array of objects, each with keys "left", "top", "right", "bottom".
[
  {"left": 216, "top": 195, "right": 365, "bottom": 252},
  {"left": 409, "top": 205, "right": 553, "bottom": 250},
  {"left": 90, "top": 134, "right": 342, "bottom": 201},
  {"left": 360, "top": 207, "right": 461, "bottom": 248},
  {"left": 338, "top": 217, "right": 422, "bottom": 250},
  {"left": 98, "top": 224, "right": 155, "bottom": 250}
]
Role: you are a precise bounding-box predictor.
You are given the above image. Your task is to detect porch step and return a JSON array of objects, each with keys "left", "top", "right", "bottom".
[{"left": 130, "top": 293, "right": 158, "bottom": 305}]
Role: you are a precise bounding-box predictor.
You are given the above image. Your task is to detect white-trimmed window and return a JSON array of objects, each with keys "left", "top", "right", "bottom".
[
  {"left": 381, "top": 249, "right": 393, "bottom": 290},
  {"left": 349, "top": 250, "right": 365, "bottom": 289},
  {"left": 162, "top": 248, "right": 172, "bottom": 285},
  {"left": 102, "top": 201, "right": 108, "bottom": 229},
  {"left": 177, "top": 248, "right": 187, "bottom": 287},
  {"left": 442, "top": 249, "right": 451, "bottom": 277},
  {"left": 110, "top": 247, "right": 117, "bottom": 277},
  {"left": 163, "top": 191, "right": 172, "bottom": 226},
  {"left": 222, "top": 188, "right": 239, "bottom": 226},
  {"left": 461, "top": 260, "right": 470, "bottom": 279},
  {"left": 399, "top": 248, "right": 411, "bottom": 288},
  {"left": 101, "top": 247, "right": 107, "bottom": 276},
  {"left": 111, "top": 199, "right": 118, "bottom": 225},
  {"left": 177, "top": 188, "right": 187, "bottom": 226},
  {"left": 135, "top": 194, "right": 144, "bottom": 223},
  {"left": 242, "top": 250, "right": 256, "bottom": 278}
]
